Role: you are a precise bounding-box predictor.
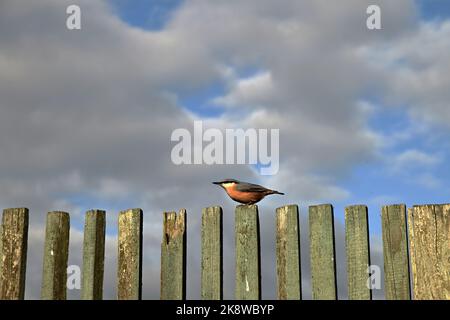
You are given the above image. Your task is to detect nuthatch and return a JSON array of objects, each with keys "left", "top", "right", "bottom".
[{"left": 213, "top": 179, "right": 284, "bottom": 205}]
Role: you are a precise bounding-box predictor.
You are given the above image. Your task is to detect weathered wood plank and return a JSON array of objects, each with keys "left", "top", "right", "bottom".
[
  {"left": 160, "top": 209, "right": 186, "bottom": 300},
  {"left": 0, "top": 224, "right": 2, "bottom": 293},
  {"left": 276, "top": 205, "right": 301, "bottom": 300},
  {"left": 345, "top": 205, "right": 371, "bottom": 300},
  {"left": 201, "top": 206, "right": 222, "bottom": 300},
  {"left": 381, "top": 204, "right": 411, "bottom": 300},
  {"left": 0, "top": 208, "right": 29, "bottom": 300},
  {"left": 407, "top": 208, "right": 415, "bottom": 299},
  {"left": 235, "top": 204, "right": 260, "bottom": 300},
  {"left": 407, "top": 207, "right": 417, "bottom": 300},
  {"left": 81, "top": 210, "right": 106, "bottom": 300},
  {"left": 41, "top": 211, "right": 70, "bottom": 300},
  {"left": 309, "top": 204, "right": 337, "bottom": 300},
  {"left": 117, "top": 208, "right": 143, "bottom": 300},
  {"left": 408, "top": 204, "right": 450, "bottom": 300}
]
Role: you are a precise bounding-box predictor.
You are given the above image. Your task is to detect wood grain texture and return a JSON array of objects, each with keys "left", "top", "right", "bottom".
[
  {"left": 41, "top": 211, "right": 70, "bottom": 300},
  {"left": 117, "top": 209, "right": 143, "bottom": 300},
  {"left": 160, "top": 209, "right": 186, "bottom": 300},
  {"left": 381, "top": 205, "right": 411, "bottom": 300},
  {"left": 235, "top": 205, "right": 260, "bottom": 300},
  {"left": 345, "top": 205, "right": 371, "bottom": 300},
  {"left": 309, "top": 204, "right": 337, "bottom": 300},
  {"left": 407, "top": 208, "right": 415, "bottom": 299},
  {"left": 408, "top": 204, "right": 450, "bottom": 300},
  {"left": 0, "top": 224, "right": 2, "bottom": 293},
  {"left": 81, "top": 210, "right": 106, "bottom": 300},
  {"left": 201, "top": 206, "right": 222, "bottom": 300},
  {"left": 276, "top": 205, "right": 301, "bottom": 300},
  {"left": 0, "top": 208, "right": 29, "bottom": 300}
]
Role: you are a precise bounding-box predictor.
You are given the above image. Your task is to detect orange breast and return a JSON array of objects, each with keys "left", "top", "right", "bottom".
[{"left": 225, "top": 186, "right": 265, "bottom": 204}]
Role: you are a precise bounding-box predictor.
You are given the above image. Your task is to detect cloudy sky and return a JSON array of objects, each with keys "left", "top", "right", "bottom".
[{"left": 1, "top": 0, "right": 450, "bottom": 299}]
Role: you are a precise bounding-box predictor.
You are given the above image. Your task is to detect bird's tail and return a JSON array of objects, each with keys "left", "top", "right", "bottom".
[{"left": 269, "top": 190, "right": 284, "bottom": 195}]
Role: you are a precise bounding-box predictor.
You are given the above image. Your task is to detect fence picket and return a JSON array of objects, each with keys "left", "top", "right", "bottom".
[
  {"left": 235, "top": 204, "right": 261, "bottom": 300},
  {"left": 201, "top": 206, "right": 222, "bottom": 300},
  {"left": 82, "top": 210, "right": 106, "bottom": 300},
  {"left": 117, "top": 208, "right": 143, "bottom": 300},
  {"left": 381, "top": 205, "right": 410, "bottom": 300},
  {"left": 408, "top": 204, "right": 450, "bottom": 300},
  {"left": 345, "top": 205, "right": 371, "bottom": 300},
  {"left": 160, "top": 209, "right": 186, "bottom": 300},
  {"left": 276, "top": 205, "right": 301, "bottom": 300},
  {"left": 0, "top": 208, "right": 29, "bottom": 300},
  {"left": 41, "top": 211, "right": 70, "bottom": 300},
  {"left": 309, "top": 204, "right": 337, "bottom": 300}
]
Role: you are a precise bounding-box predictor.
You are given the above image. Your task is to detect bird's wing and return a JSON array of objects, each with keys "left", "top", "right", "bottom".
[{"left": 235, "top": 183, "right": 269, "bottom": 193}]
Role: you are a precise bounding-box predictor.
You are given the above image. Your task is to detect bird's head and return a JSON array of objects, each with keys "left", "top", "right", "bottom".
[{"left": 212, "top": 179, "right": 240, "bottom": 190}]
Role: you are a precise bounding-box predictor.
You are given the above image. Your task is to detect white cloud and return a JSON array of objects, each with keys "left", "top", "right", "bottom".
[
  {"left": 213, "top": 71, "right": 275, "bottom": 108},
  {"left": 390, "top": 149, "right": 441, "bottom": 172},
  {"left": 415, "top": 173, "right": 442, "bottom": 189},
  {"left": 363, "top": 21, "right": 450, "bottom": 126},
  {"left": 383, "top": 149, "right": 443, "bottom": 189}
]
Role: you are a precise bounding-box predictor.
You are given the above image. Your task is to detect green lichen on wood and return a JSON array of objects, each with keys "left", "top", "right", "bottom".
[
  {"left": 235, "top": 204, "right": 260, "bottom": 300},
  {"left": 309, "top": 204, "right": 337, "bottom": 300},
  {"left": 117, "top": 208, "right": 143, "bottom": 300},
  {"left": 0, "top": 208, "right": 29, "bottom": 300},
  {"left": 408, "top": 204, "right": 450, "bottom": 300},
  {"left": 345, "top": 205, "right": 371, "bottom": 300},
  {"left": 160, "top": 209, "right": 186, "bottom": 300},
  {"left": 201, "top": 206, "right": 222, "bottom": 300},
  {"left": 81, "top": 210, "right": 106, "bottom": 300},
  {"left": 41, "top": 211, "right": 70, "bottom": 300},
  {"left": 381, "top": 204, "right": 411, "bottom": 300},
  {"left": 276, "top": 205, "right": 301, "bottom": 300}
]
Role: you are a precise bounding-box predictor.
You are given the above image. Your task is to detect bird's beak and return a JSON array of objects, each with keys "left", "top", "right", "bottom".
[{"left": 212, "top": 181, "right": 222, "bottom": 185}]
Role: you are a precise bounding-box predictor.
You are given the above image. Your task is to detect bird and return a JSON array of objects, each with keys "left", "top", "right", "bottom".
[{"left": 213, "top": 179, "right": 284, "bottom": 205}]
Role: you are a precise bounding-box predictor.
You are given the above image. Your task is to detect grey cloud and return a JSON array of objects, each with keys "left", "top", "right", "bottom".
[{"left": 376, "top": 22, "right": 450, "bottom": 126}]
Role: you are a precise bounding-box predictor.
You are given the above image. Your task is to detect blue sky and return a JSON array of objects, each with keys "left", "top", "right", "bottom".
[
  {"left": 108, "top": 0, "right": 183, "bottom": 30},
  {"left": 417, "top": 0, "right": 450, "bottom": 20},
  {"left": 109, "top": 0, "right": 450, "bottom": 27}
]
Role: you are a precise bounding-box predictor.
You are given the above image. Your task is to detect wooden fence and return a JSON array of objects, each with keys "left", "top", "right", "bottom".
[{"left": 0, "top": 204, "right": 449, "bottom": 300}]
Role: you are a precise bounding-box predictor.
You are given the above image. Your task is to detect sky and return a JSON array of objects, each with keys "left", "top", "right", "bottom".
[{"left": 0, "top": 0, "right": 449, "bottom": 300}]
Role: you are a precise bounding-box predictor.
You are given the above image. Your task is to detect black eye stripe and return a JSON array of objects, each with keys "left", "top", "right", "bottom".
[{"left": 220, "top": 179, "right": 238, "bottom": 184}]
